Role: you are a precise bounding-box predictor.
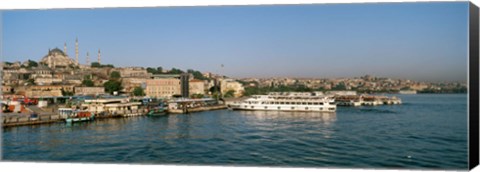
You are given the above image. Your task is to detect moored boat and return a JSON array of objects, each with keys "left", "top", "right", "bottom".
[
  {"left": 228, "top": 92, "right": 337, "bottom": 112},
  {"left": 65, "top": 110, "right": 95, "bottom": 123}
]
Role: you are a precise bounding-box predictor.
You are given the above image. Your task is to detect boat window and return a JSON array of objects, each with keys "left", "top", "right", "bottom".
[
  {"left": 278, "top": 106, "right": 281, "bottom": 110},
  {"left": 320, "top": 103, "right": 324, "bottom": 105},
  {"left": 264, "top": 106, "right": 268, "bottom": 109},
  {"left": 251, "top": 106, "right": 254, "bottom": 109},
  {"left": 286, "top": 102, "right": 290, "bottom": 105},
  {"left": 280, "top": 102, "right": 285, "bottom": 105},
  {"left": 313, "top": 102, "right": 319, "bottom": 105},
  {"left": 291, "top": 107, "right": 295, "bottom": 110},
  {"left": 302, "top": 102, "right": 307, "bottom": 105},
  {"left": 307, "top": 102, "right": 312, "bottom": 105},
  {"left": 305, "top": 107, "right": 309, "bottom": 110},
  {"left": 329, "top": 108, "right": 335, "bottom": 110}
]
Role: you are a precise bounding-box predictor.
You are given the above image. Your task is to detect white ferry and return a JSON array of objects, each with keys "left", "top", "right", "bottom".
[{"left": 227, "top": 92, "right": 336, "bottom": 112}]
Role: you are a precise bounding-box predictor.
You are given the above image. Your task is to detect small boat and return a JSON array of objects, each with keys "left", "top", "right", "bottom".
[
  {"left": 65, "top": 111, "right": 95, "bottom": 123},
  {"left": 147, "top": 106, "right": 167, "bottom": 116}
]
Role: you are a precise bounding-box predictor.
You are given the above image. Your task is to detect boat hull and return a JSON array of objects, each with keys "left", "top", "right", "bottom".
[{"left": 228, "top": 104, "right": 336, "bottom": 113}]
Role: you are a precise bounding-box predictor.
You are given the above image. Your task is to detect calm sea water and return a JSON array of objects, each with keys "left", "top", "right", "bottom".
[{"left": 2, "top": 94, "right": 468, "bottom": 169}]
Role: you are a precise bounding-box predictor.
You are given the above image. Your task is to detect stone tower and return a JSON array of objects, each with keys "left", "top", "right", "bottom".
[
  {"left": 75, "top": 38, "right": 79, "bottom": 65},
  {"left": 97, "top": 49, "right": 101, "bottom": 64}
]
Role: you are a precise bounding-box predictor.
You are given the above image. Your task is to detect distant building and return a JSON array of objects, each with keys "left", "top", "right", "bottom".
[
  {"left": 189, "top": 79, "right": 206, "bottom": 96},
  {"left": 145, "top": 78, "right": 181, "bottom": 98},
  {"left": 75, "top": 87, "right": 105, "bottom": 96},
  {"left": 39, "top": 48, "right": 77, "bottom": 69},
  {"left": 113, "top": 67, "right": 149, "bottom": 78},
  {"left": 220, "top": 79, "right": 245, "bottom": 98},
  {"left": 326, "top": 91, "right": 357, "bottom": 96},
  {"left": 180, "top": 73, "right": 190, "bottom": 98}
]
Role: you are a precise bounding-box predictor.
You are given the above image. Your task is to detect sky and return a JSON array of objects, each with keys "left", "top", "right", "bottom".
[{"left": 1, "top": 2, "right": 469, "bottom": 82}]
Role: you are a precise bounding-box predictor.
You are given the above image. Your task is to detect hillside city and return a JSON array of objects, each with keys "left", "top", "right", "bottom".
[{"left": 1, "top": 46, "right": 467, "bottom": 100}]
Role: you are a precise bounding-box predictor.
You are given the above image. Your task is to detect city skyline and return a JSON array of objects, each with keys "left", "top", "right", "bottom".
[{"left": 2, "top": 2, "right": 469, "bottom": 82}]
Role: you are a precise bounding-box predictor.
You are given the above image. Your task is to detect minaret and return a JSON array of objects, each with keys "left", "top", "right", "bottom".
[
  {"left": 64, "top": 42, "right": 67, "bottom": 54},
  {"left": 97, "top": 49, "right": 101, "bottom": 64},
  {"left": 86, "top": 52, "right": 90, "bottom": 65},
  {"left": 75, "top": 38, "right": 79, "bottom": 65}
]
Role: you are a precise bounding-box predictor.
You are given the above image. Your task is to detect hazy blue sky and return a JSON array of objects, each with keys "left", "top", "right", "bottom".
[{"left": 2, "top": 2, "right": 469, "bottom": 82}]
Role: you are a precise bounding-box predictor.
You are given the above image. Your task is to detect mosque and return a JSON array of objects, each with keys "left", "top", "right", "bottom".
[{"left": 39, "top": 38, "right": 101, "bottom": 69}]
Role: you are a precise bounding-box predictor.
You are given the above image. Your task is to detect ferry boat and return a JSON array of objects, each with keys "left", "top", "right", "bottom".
[
  {"left": 228, "top": 92, "right": 336, "bottom": 112},
  {"left": 65, "top": 111, "right": 95, "bottom": 123},
  {"left": 58, "top": 108, "right": 95, "bottom": 123}
]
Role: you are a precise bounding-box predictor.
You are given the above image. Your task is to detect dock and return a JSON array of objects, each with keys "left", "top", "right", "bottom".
[{"left": 168, "top": 104, "right": 227, "bottom": 114}]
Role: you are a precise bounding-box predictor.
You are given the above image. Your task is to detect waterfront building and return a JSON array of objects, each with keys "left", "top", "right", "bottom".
[
  {"left": 180, "top": 73, "right": 190, "bottom": 98},
  {"left": 189, "top": 79, "right": 206, "bottom": 96},
  {"left": 81, "top": 98, "right": 142, "bottom": 114},
  {"left": 74, "top": 87, "right": 105, "bottom": 96},
  {"left": 121, "top": 78, "right": 147, "bottom": 94},
  {"left": 145, "top": 78, "right": 181, "bottom": 99}
]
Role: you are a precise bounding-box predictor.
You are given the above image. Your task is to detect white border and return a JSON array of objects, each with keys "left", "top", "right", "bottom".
[{"left": 0, "top": 0, "right": 478, "bottom": 172}]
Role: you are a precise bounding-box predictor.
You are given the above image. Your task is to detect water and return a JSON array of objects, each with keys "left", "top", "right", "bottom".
[{"left": 2, "top": 94, "right": 468, "bottom": 169}]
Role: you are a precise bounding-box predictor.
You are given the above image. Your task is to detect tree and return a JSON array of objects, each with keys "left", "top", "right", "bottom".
[
  {"left": 27, "top": 60, "right": 38, "bottom": 68},
  {"left": 156, "top": 67, "right": 163, "bottom": 73},
  {"left": 187, "top": 69, "right": 208, "bottom": 80},
  {"left": 61, "top": 88, "right": 74, "bottom": 96},
  {"left": 110, "top": 71, "right": 121, "bottom": 80},
  {"left": 167, "top": 68, "right": 184, "bottom": 74},
  {"left": 26, "top": 79, "right": 35, "bottom": 85},
  {"left": 104, "top": 80, "right": 122, "bottom": 94},
  {"left": 132, "top": 87, "right": 145, "bottom": 96},
  {"left": 190, "top": 93, "right": 204, "bottom": 99},
  {"left": 91, "top": 62, "right": 101, "bottom": 67},
  {"left": 82, "top": 79, "right": 94, "bottom": 87},
  {"left": 224, "top": 90, "right": 235, "bottom": 98}
]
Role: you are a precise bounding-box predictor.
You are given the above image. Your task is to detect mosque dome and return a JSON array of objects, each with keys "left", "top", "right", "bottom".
[{"left": 39, "top": 47, "right": 76, "bottom": 68}]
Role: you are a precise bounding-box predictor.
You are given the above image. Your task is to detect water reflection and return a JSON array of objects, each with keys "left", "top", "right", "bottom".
[{"left": 238, "top": 110, "right": 337, "bottom": 125}]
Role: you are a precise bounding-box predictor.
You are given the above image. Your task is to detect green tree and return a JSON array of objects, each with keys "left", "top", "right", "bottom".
[
  {"left": 187, "top": 69, "right": 208, "bottom": 80},
  {"left": 27, "top": 60, "right": 38, "bottom": 68},
  {"left": 104, "top": 80, "right": 122, "bottom": 94},
  {"left": 82, "top": 79, "right": 94, "bottom": 87},
  {"left": 61, "top": 88, "right": 74, "bottom": 96},
  {"left": 190, "top": 93, "right": 204, "bottom": 99},
  {"left": 167, "top": 68, "right": 184, "bottom": 74},
  {"left": 26, "top": 78, "right": 35, "bottom": 85},
  {"left": 110, "top": 71, "right": 121, "bottom": 80},
  {"left": 224, "top": 90, "right": 235, "bottom": 98},
  {"left": 156, "top": 67, "right": 163, "bottom": 74},
  {"left": 91, "top": 62, "right": 101, "bottom": 67},
  {"left": 146, "top": 67, "right": 157, "bottom": 74},
  {"left": 132, "top": 87, "right": 145, "bottom": 96}
]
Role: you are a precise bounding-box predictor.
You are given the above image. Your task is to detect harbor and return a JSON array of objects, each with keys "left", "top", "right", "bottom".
[{"left": 2, "top": 91, "right": 403, "bottom": 128}]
